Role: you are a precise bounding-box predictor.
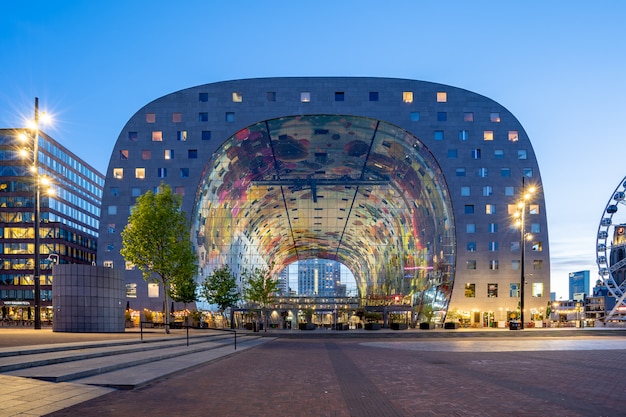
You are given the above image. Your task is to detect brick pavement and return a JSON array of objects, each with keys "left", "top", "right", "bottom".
[{"left": 44, "top": 337, "right": 626, "bottom": 417}]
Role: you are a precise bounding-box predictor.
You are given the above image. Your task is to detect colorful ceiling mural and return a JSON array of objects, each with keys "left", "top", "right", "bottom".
[{"left": 192, "top": 115, "right": 455, "bottom": 300}]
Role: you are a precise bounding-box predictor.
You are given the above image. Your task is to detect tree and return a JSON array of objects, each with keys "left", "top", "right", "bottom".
[
  {"left": 120, "top": 183, "right": 198, "bottom": 333},
  {"left": 170, "top": 274, "right": 198, "bottom": 325},
  {"left": 243, "top": 264, "right": 280, "bottom": 332},
  {"left": 201, "top": 265, "right": 240, "bottom": 326}
]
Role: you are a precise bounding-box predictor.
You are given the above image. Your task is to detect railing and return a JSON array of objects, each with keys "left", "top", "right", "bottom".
[{"left": 139, "top": 321, "right": 236, "bottom": 349}]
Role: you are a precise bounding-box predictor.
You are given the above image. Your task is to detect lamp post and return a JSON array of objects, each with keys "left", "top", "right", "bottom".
[
  {"left": 516, "top": 177, "right": 535, "bottom": 330},
  {"left": 33, "top": 97, "right": 42, "bottom": 329}
]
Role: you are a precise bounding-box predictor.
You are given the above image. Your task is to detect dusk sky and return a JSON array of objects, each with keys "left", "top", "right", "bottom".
[{"left": 2, "top": 1, "right": 625, "bottom": 299}]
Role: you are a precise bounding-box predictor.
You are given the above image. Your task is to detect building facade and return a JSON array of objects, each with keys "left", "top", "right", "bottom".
[
  {"left": 97, "top": 77, "right": 550, "bottom": 325},
  {"left": 569, "top": 270, "right": 590, "bottom": 300},
  {"left": 0, "top": 129, "right": 104, "bottom": 322}
]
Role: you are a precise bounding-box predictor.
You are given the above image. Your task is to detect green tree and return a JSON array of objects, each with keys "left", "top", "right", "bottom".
[
  {"left": 170, "top": 274, "right": 198, "bottom": 325},
  {"left": 120, "top": 183, "right": 197, "bottom": 333},
  {"left": 243, "top": 264, "right": 280, "bottom": 332},
  {"left": 201, "top": 265, "right": 240, "bottom": 325}
]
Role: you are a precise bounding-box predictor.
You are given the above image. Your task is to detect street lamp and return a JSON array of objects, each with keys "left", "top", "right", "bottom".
[
  {"left": 19, "top": 97, "right": 52, "bottom": 329},
  {"left": 514, "top": 177, "right": 535, "bottom": 330}
]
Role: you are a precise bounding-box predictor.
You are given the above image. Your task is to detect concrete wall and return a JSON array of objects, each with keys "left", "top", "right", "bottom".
[{"left": 52, "top": 264, "right": 125, "bottom": 332}]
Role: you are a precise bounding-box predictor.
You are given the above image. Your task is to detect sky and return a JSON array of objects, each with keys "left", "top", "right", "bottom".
[{"left": 1, "top": 1, "right": 625, "bottom": 300}]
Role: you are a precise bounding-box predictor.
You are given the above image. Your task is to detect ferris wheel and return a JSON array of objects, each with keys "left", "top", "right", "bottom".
[{"left": 596, "top": 175, "right": 626, "bottom": 321}]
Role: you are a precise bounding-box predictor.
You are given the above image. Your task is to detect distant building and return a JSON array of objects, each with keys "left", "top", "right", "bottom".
[
  {"left": 569, "top": 270, "right": 590, "bottom": 300},
  {"left": 0, "top": 129, "right": 104, "bottom": 321},
  {"left": 298, "top": 259, "right": 341, "bottom": 296}
]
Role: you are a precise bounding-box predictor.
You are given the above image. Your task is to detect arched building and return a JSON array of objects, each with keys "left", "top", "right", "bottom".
[{"left": 98, "top": 77, "right": 550, "bottom": 326}]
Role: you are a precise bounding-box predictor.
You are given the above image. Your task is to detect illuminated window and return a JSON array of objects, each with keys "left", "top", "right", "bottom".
[
  {"left": 532, "top": 282, "right": 544, "bottom": 296},
  {"left": 484, "top": 131, "right": 494, "bottom": 141},
  {"left": 436, "top": 91, "right": 447, "bottom": 102},
  {"left": 529, "top": 204, "right": 539, "bottom": 214},
  {"left": 532, "top": 241, "right": 543, "bottom": 251},
  {"left": 507, "top": 204, "right": 518, "bottom": 215},
  {"left": 485, "top": 204, "right": 496, "bottom": 214},
  {"left": 464, "top": 283, "right": 475, "bottom": 297},
  {"left": 177, "top": 131, "right": 187, "bottom": 141},
  {"left": 135, "top": 168, "right": 145, "bottom": 179},
  {"left": 146, "top": 113, "right": 156, "bottom": 123},
  {"left": 172, "top": 112, "right": 182, "bottom": 123},
  {"left": 483, "top": 186, "right": 492, "bottom": 196},
  {"left": 464, "top": 112, "right": 474, "bottom": 122},
  {"left": 164, "top": 149, "right": 174, "bottom": 160},
  {"left": 232, "top": 92, "right": 243, "bottom": 102},
  {"left": 402, "top": 91, "right": 413, "bottom": 103},
  {"left": 113, "top": 168, "right": 123, "bottom": 179},
  {"left": 125, "top": 261, "right": 135, "bottom": 271},
  {"left": 487, "top": 283, "right": 498, "bottom": 297},
  {"left": 103, "top": 260, "right": 114, "bottom": 268},
  {"left": 466, "top": 260, "right": 476, "bottom": 269},
  {"left": 142, "top": 150, "right": 151, "bottom": 160},
  {"left": 510, "top": 283, "right": 520, "bottom": 297},
  {"left": 301, "top": 92, "right": 311, "bottom": 102},
  {"left": 120, "top": 150, "right": 128, "bottom": 160},
  {"left": 508, "top": 131, "right": 519, "bottom": 142},
  {"left": 490, "top": 112, "right": 500, "bottom": 122},
  {"left": 152, "top": 131, "right": 162, "bottom": 142},
  {"left": 148, "top": 283, "right": 159, "bottom": 298}
]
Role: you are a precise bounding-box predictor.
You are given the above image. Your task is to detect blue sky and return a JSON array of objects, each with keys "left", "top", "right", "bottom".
[{"left": 2, "top": 1, "right": 625, "bottom": 299}]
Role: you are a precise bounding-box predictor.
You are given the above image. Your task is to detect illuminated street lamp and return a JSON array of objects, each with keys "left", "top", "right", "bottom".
[
  {"left": 513, "top": 177, "right": 535, "bottom": 330},
  {"left": 19, "top": 97, "right": 52, "bottom": 329}
]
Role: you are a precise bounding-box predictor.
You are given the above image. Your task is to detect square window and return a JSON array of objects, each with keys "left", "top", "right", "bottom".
[
  {"left": 510, "top": 241, "right": 520, "bottom": 252},
  {"left": 135, "top": 168, "right": 145, "bottom": 179},
  {"left": 490, "top": 112, "right": 501, "bottom": 122},
  {"left": 467, "top": 242, "right": 476, "bottom": 251},
  {"left": 456, "top": 168, "right": 466, "bottom": 177},
  {"left": 142, "top": 150, "right": 151, "bottom": 160},
  {"left": 488, "top": 241, "right": 498, "bottom": 252},
  {"left": 510, "top": 282, "right": 520, "bottom": 296},
  {"left": 180, "top": 168, "right": 190, "bottom": 178},
  {"left": 529, "top": 204, "right": 539, "bottom": 214},
  {"left": 489, "top": 260, "right": 499, "bottom": 270},
  {"left": 533, "top": 261, "right": 543, "bottom": 271},
  {"left": 202, "top": 131, "right": 211, "bottom": 141},
  {"left": 488, "top": 283, "right": 498, "bottom": 297},
  {"left": 113, "top": 168, "right": 123, "bottom": 179},
  {"left": 448, "top": 149, "right": 458, "bottom": 158},
  {"left": 188, "top": 149, "right": 198, "bottom": 159},
  {"left": 532, "top": 282, "right": 544, "bottom": 296},
  {"left": 436, "top": 91, "right": 447, "bottom": 102},
  {"left": 471, "top": 149, "right": 481, "bottom": 159},
  {"left": 131, "top": 187, "right": 141, "bottom": 197},
  {"left": 437, "top": 112, "right": 447, "bottom": 122},
  {"left": 464, "top": 112, "right": 474, "bottom": 122},
  {"left": 478, "top": 168, "right": 488, "bottom": 177},
  {"left": 511, "top": 261, "right": 520, "bottom": 271},
  {"left": 459, "top": 130, "right": 469, "bottom": 141},
  {"left": 148, "top": 283, "right": 159, "bottom": 298},
  {"left": 518, "top": 150, "right": 527, "bottom": 159},
  {"left": 301, "top": 92, "right": 311, "bottom": 102},
  {"left": 488, "top": 223, "right": 498, "bottom": 233},
  {"left": 177, "top": 131, "right": 187, "bottom": 141},
  {"left": 501, "top": 168, "right": 511, "bottom": 177},
  {"left": 494, "top": 149, "right": 504, "bottom": 159},
  {"left": 225, "top": 112, "right": 235, "bottom": 122},
  {"left": 369, "top": 92, "right": 379, "bottom": 101},
  {"left": 524, "top": 168, "right": 533, "bottom": 177},
  {"left": 484, "top": 131, "right": 494, "bottom": 141},
  {"left": 461, "top": 186, "right": 470, "bottom": 196},
  {"left": 128, "top": 131, "right": 138, "bottom": 141},
  {"left": 486, "top": 204, "right": 496, "bottom": 214},
  {"left": 335, "top": 92, "right": 345, "bottom": 101},
  {"left": 434, "top": 130, "right": 443, "bottom": 140},
  {"left": 531, "top": 223, "right": 540, "bottom": 233},
  {"left": 465, "top": 283, "right": 476, "bottom": 297},
  {"left": 146, "top": 113, "right": 156, "bottom": 123},
  {"left": 532, "top": 241, "right": 543, "bottom": 251},
  {"left": 410, "top": 112, "right": 420, "bottom": 121},
  {"left": 157, "top": 168, "right": 167, "bottom": 178},
  {"left": 466, "top": 260, "right": 477, "bottom": 269},
  {"left": 505, "top": 186, "right": 514, "bottom": 196},
  {"left": 110, "top": 188, "right": 119, "bottom": 197},
  {"left": 175, "top": 186, "right": 185, "bottom": 196},
  {"left": 199, "top": 92, "right": 208, "bottom": 102},
  {"left": 164, "top": 149, "right": 174, "bottom": 160},
  {"left": 108, "top": 205, "right": 117, "bottom": 215},
  {"left": 483, "top": 186, "right": 493, "bottom": 196},
  {"left": 464, "top": 204, "right": 474, "bottom": 214},
  {"left": 466, "top": 224, "right": 476, "bottom": 233},
  {"left": 120, "top": 150, "right": 129, "bottom": 160},
  {"left": 402, "top": 91, "right": 413, "bottom": 103},
  {"left": 266, "top": 92, "right": 276, "bottom": 101},
  {"left": 232, "top": 92, "right": 243, "bottom": 102},
  {"left": 199, "top": 112, "right": 208, "bottom": 122},
  {"left": 508, "top": 131, "right": 519, "bottom": 142},
  {"left": 152, "top": 131, "right": 162, "bottom": 142},
  {"left": 172, "top": 112, "right": 182, "bottom": 123},
  {"left": 107, "top": 223, "right": 116, "bottom": 233}
]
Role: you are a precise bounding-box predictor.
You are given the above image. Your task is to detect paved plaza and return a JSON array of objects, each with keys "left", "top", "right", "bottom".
[{"left": 0, "top": 328, "right": 625, "bottom": 416}]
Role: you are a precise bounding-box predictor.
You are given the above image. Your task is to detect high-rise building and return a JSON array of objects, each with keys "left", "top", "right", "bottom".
[
  {"left": 298, "top": 259, "right": 341, "bottom": 296},
  {"left": 0, "top": 129, "right": 104, "bottom": 321},
  {"left": 569, "top": 270, "right": 590, "bottom": 300}
]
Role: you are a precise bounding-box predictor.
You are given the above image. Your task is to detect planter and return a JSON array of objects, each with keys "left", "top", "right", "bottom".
[
  {"left": 419, "top": 322, "right": 434, "bottom": 330},
  {"left": 391, "top": 323, "right": 408, "bottom": 330},
  {"left": 333, "top": 323, "right": 349, "bottom": 331},
  {"left": 444, "top": 322, "right": 460, "bottom": 329},
  {"left": 299, "top": 323, "right": 316, "bottom": 330},
  {"left": 245, "top": 323, "right": 254, "bottom": 331},
  {"left": 364, "top": 322, "right": 381, "bottom": 330}
]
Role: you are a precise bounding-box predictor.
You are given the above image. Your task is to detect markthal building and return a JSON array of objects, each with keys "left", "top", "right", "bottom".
[{"left": 98, "top": 77, "right": 550, "bottom": 327}]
